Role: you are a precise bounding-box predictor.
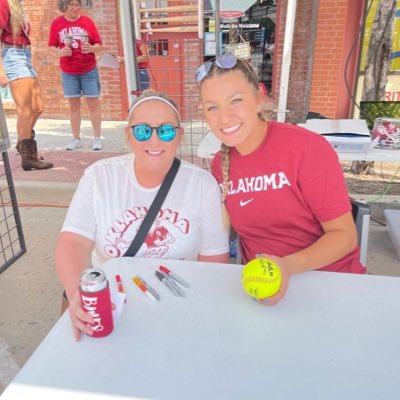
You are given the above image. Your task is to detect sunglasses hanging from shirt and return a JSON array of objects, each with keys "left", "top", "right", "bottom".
[{"left": 123, "top": 157, "right": 181, "bottom": 257}]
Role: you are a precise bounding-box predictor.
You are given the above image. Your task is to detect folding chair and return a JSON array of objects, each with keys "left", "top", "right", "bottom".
[{"left": 350, "top": 199, "right": 371, "bottom": 266}]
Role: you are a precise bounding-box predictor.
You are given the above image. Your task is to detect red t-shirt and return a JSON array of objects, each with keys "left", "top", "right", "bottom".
[
  {"left": 0, "top": 0, "right": 31, "bottom": 45},
  {"left": 211, "top": 122, "right": 366, "bottom": 274},
  {"left": 136, "top": 40, "right": 148, "bottom": 69},
  {"left": 48, "top": 15, "right": 102, "bottom": 74}
]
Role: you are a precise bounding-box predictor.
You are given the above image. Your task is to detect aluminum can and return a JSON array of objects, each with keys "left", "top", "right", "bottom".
[
  {"left": 64, "top": 34, "right": 73, "bottom": 46},
  {"left": 80, "top": 33, "right": 89, "bottom": 44},
  {"left": 80, "top": 268, "right": 114, "bottom": 338}
]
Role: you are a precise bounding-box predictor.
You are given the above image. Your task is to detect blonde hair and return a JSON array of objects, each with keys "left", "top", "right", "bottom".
[
  {"left": 7, "top": 0, "right": 25, "bottom": 41},
  {"left": 199, "top": 57, "right": 277, "bottom": 229},
  {"left": 220, "top": 143, "right": 231, "bottom": 230},
  {"left": 199, "top": 57, "right": 277, "bottom": 122}
]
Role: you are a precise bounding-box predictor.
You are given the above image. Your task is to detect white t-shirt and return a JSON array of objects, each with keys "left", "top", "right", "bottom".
[{"left": 62, "top": 154, "right": 229, "bottom": 267}]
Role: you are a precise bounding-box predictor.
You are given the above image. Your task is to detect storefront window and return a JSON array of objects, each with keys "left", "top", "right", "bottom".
[{"left": 204, "top": 0, "right": 277, "bottom": 92}]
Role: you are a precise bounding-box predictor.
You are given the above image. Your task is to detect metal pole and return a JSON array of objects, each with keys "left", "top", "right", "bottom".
[
  {"left": 118, "top": 0, "right": 138, "bottom": 109},
  {"left": 215, "top": 0, "right": 221, "bottom": 56},
  {"left": 277, "top": 0, "right": 297, "bottom": 122}
]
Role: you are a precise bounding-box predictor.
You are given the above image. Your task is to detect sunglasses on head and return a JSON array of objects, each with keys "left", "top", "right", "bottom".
[
  {"left": 195, "top": 53, "right": 238, "bottom": 83},
  {"left": 130, "top": 124, "right": 179, "bottom": 142}
]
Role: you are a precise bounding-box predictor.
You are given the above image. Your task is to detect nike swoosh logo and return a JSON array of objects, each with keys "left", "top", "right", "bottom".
[{"left": 240, "top": 198, "right": 254, "bottom": 207}]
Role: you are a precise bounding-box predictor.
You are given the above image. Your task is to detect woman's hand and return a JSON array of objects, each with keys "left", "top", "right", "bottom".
[
  {"left": 81, "top": 42, "right": 92, "bottom": 54},
  {"left": 67, "top": 291, "right": 117, "bottom": 341},
  {"left": 68, "top": 291, "right": 95, "bottom": 341},
  {"left": 254, "top": 254, "right": 291, "bottom": 306},
  {"left": 0, "top": 70, "right": 9, "bottom": 87},
  {"left": 116, "top": 55, "right": 124, "bottom": 64},
  {"left": 60, "top": 47, "right": 72, "bottom": 57}
]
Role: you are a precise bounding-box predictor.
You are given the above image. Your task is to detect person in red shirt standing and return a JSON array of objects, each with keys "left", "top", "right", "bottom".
[
  {"left": 0, "top": 0, "right": 53, "bottom": 171},
  {"left": 136, "top": 40, "right": 150, "bottom": 91},
  {"left": 116, "top": 40, "right": 150, "bottom": 92},
  {"left": 49, "top": 0, "right": 104, "bottom": 151}
]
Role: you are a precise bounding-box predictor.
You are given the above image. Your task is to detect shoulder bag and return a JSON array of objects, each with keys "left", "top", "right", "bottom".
[{"left": 123, "top": 157, "right": 181, "bottom": 257}]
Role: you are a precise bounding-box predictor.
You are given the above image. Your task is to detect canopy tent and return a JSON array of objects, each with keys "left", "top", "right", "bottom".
[{"left": 208, "top": 0, "right": 256, "bottom": 13}]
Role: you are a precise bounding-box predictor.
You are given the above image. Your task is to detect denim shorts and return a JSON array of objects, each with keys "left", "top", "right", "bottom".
[
  {"left": 139, "top": 68, "right": 150, "bottom": 91},
  {"left": 1, "top": 47, "right": 38, "bottom": 82},
  {"left": 61, "top": 67, "right": 101, "bottom": 98}
]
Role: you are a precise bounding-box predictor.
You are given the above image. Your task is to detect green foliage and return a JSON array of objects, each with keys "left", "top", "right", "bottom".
[{"left": 360, "top": 101, "right": 400, "bottom": 130}]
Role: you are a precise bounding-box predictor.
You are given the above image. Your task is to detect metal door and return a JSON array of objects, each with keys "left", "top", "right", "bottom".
[{"left": 147, "top": 37, "right": 184, "bottom": 113}]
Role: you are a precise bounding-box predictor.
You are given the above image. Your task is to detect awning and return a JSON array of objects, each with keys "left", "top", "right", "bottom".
[
  {"left": 221, "top": 0, "right": 256, "bottom": 13},
  {"left": 208, "top": 0, "right": 257, "bottom": 14}
]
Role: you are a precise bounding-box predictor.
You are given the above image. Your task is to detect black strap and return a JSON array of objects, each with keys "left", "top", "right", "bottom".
[{"left": 123, "top": 157, "right": 181, "bottom": 257}]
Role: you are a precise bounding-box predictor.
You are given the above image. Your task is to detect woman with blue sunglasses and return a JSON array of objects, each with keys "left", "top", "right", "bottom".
[
  {"left": 55, "top": 89, "right": 229, "bottom": 340},
  {"left": 198, "top": 55, "right": 365, "bottom": 306}
]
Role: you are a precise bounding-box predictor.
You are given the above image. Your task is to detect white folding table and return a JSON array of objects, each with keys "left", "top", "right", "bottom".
[{"left": 1, "top": 258, "right": 400, "bottom": 400}]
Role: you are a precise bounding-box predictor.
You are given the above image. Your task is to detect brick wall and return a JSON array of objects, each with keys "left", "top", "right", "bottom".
[
  {"left": 274, "top": 0, "right": 319, "bottom": 124},
  {"left": 274, "top": 0, "right": 362, "bottom": 123},
  {"left": 182, "top": 39, "right": 201, "bottom": 121},
  {"left": 5, "top": 0, "right": 125, "bottom": 121},
  {"left": 309, "top": 0, "right": 350, "bottom": 119}
]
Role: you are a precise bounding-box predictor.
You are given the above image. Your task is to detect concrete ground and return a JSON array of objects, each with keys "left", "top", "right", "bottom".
[{"left": 0, "top": 118, "right": 400, "bottom": 394}]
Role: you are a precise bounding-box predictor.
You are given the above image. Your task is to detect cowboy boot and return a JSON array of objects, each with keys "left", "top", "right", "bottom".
[
  {"left": 16, "top": 129, "right": 35, "bottom": 154},
  {"left": 16, "top": 130, "right": 44, "bottom": 160},
  {"left": 20, "top": 139, "right": 54, "bottom": 171}
]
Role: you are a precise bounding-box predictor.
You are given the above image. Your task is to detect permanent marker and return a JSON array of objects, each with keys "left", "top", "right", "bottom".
[
  {"left": 132, "top": 276, "right": 158, "bottom": 303},
  {"left": 136, "top": 275, "right": 160, "bottom": 301},
  {"left": 159, "top": 266, "right": 190, "bottom": 288},
  {"left": 155, "top": 271, "right": 181, "bottom": 296},
  {"left": 115, "top": 274, "right": 127, "bottom": 303},
  {"left": 159, "top": 270, "right": 185, "bottom": 297}
]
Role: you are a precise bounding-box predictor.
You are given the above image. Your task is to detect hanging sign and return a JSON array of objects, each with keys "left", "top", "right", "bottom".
[
  {"left": 219, "top": 10, "right": 244, "bottom": 19},
  {"left": 225, "top": 42, "right": 252, "bottom": 59}
]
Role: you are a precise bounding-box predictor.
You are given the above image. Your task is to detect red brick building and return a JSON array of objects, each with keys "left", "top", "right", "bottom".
[
  {"left": 274, "top": 0, "right": 365, "bottom": 122},
  {"left": 3, "top": 0, "right": 125, "bottom": 120},
  {"left": 3, "top": 0, "right": 367, "bottom": 123}
]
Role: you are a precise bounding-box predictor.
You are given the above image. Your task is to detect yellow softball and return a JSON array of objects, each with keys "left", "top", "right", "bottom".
[{"left": 242, "top": 258, "right": 282, "bottom": 299}]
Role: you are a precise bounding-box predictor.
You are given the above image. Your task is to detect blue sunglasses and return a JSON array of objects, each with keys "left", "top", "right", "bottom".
[
  {"left": 195, "top": 53, "right": 238, "bottom": 82},
  {"left": 130, "top": 124, "right": 179, "bottom": 142}
]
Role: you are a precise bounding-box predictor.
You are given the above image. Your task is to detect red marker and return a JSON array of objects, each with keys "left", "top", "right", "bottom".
[
  {"left": 115, "top": 274, "right": 127, "bottom": 303},
  {"left": 159, "top": 266, "right": 190, "bottom": 288}
]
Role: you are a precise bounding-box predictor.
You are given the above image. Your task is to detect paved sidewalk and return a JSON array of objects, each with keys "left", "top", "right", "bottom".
[
  {"left": 5, "top": 118, "right": 128, "bottom": 183},
  {"left": 0, "top": 117, "right": 400, "bottom": 394}
]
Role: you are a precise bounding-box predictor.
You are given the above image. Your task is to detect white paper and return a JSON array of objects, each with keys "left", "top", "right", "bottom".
[
  {"left": 111, "top": 291, "right": 126, "bottom": 319},
  {"left": 98, "top": 53, "right": 120, "bottom": 69}
]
